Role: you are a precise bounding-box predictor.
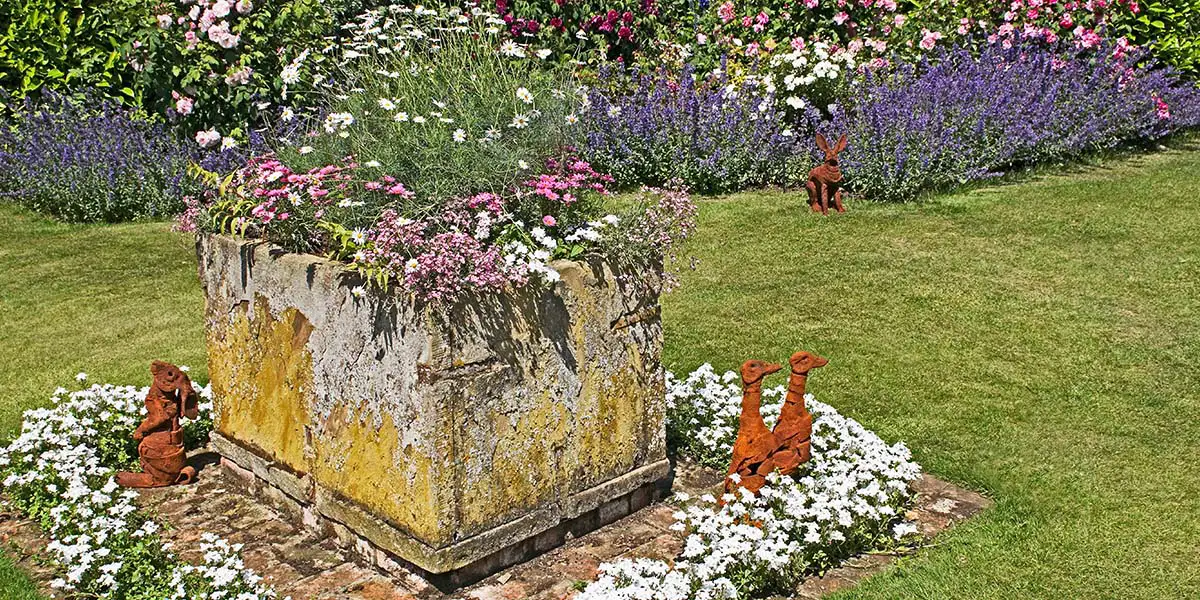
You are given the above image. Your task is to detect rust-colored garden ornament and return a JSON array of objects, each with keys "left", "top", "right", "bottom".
[
  {"left": 805, "top": 133, "right": 848, "bottom": 215},
  {"left": 770, "top": 351, "right": 828, "bottom": 475},
  {"left": 725, "top": 359, "right": 784, "bottom": 496},
  {"left": 115, "top": 361, "right": 199, "bottom": 488}
]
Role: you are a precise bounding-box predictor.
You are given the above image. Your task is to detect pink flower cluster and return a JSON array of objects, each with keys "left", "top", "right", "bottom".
[
  {"left": 179, "top": 0, "right": 249, "bottom": 50},
  {"left": 1153, "top": 95, "right": 1171, "bottom": 120},
  {"left": 523, "top": 158, "right": 614, "bottom": 204},
  {"left": 359, "top": 209, "right": 525, "bottom": 302},
  {"left": 963, "top": 0, "right": 1138, "bottom": 50},
  {"left": 700, "top": 0, "right": 1141, "bottom": 68},
  {"left": 202, "top": 154, "right": 663, "bottom": 303},
  {"left": 623, "top": 185, "right": 698, "bottom": 253},
  {"left": 585, "top": 9, "right": 637, "bottom": 41},
  {"left": 231, "top": 155, "right": 418, "bottom": 226}
]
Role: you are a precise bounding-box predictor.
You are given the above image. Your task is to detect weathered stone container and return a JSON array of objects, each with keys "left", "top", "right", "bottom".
[{"left": 195, "top": 234, "right": 669, "bottom": 583}]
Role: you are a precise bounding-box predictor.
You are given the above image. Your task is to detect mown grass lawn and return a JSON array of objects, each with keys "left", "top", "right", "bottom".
[{"left": 2, "top": 146, "right": 1198, "bottom": 598}]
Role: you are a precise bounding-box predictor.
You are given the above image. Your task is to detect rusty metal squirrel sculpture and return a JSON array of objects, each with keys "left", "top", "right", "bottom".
[
  {"left": 115, "top": 361, "right": 199, "bottom": 488},
  {"left": 806, "top": 134, "right": 847, "bottom": 215},
  {"left": 770, "top": 351, "right": 828, "bottom": 475},
  {"left": 725, "top": 359, "right": 784, "bottom": 496}
]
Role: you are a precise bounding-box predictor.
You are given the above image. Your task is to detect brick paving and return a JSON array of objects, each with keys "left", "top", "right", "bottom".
[{"left": 0, "top": 453, "right": 990, "bottom": 600}]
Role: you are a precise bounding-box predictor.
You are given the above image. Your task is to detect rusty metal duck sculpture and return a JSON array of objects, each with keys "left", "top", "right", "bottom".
[
  {"left": 725, "top": 359, "right": 784, "bottom": 496},
  {"left": 770, "top": 351, "right": 828, "bottom": 475},
  {"left": 115, "top": 361, "right": 199, "bottom": 488},
  {"left": 805, "top": 134, "right": 847, "bottom": 215}
]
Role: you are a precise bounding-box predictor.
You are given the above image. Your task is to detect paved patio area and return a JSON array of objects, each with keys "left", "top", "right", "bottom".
[{"left": 0, "top": 453, "right": 989, "bottom": 599}]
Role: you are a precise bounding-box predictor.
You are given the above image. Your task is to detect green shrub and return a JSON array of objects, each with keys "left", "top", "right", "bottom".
[
  {"left": 0, "top": 0, "right": 156, "bottom": 110},
  {"left": 1112, "top": 0, "right": 1200, "bottom": 76}
]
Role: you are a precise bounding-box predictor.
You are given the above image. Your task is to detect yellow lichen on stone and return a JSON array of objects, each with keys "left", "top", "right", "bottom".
[
  {"left": 458, "top": 390, "right": 569, "bottom": 532},
  {"left": 309, "top": 408, "right": 443, "bottom": 544},
  {"left": 199, "top": 236, "right": 667, "bottom": 564},
  {"left": 575, "top": 360, "right": 643, "bottom": 488},
  {"left": 207, "top": 295, "right": 313, "bottom": 471}
]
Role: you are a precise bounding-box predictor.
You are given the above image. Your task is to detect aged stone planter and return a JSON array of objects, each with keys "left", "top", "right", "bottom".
[{"left": 195, "top": 234, "right": 669, "bottom": 583}]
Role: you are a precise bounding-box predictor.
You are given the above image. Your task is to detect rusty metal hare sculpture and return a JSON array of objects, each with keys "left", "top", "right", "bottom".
[
  {"left": 116, "top": 361, "right": 199, "bottom": 488},
  {"left": 806, "top": 133, "right": 847, "bottom": 215}
]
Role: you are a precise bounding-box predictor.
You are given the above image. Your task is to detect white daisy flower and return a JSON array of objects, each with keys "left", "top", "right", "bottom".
[{"left": 500, "top": 40, "right": 525, "bottom": 57}]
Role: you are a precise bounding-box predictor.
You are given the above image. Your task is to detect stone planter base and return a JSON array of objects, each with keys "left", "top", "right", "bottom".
[
  {"left": 197, "top": 234, "right": 670, "bottom": 585},
  {"left": 212, "top": 432, "right": 670, "bottom": 587}
]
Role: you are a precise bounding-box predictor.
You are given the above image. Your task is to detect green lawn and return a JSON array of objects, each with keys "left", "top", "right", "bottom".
[{"left": 2, "top": 147, "right": 1199, "bottom": 598}]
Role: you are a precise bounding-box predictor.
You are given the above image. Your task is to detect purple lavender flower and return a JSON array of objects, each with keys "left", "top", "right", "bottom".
[
  {"left": 0, "top": 91, "right": 243, "bottom": 222},
  {"left": 580, "top": 64, "right": 806, "bottom": 193},
  {"left": 821, "top": 41, "right": 1200, "bottom": 202}
]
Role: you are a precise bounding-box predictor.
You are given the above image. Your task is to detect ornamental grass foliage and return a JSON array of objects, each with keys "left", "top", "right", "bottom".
[
  {"left": 0, "top": 375, "right": 276, "bottom": 600},
  {"left": 579, "top": 364, "right": 923, "bottom": 600},
  {"left": 276, "top": 4, "right": 584, "bottom": 204},
  {"left": 0, "top": 92, "right": 242, "bottom": 223}
]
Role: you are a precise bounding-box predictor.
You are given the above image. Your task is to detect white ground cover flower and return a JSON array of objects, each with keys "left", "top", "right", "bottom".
[
  {"left": 581, "top": 365, "right": 923, "bottom": 599},
  {"left": 0, "top": 378, "right": 276, "bottom": 599}
]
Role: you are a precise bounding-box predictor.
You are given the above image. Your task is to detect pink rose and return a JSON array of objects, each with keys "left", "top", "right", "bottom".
[
  {"left": 195, "top": 129, "right": 221, "bottom": 147},
  {"left": 717, "top": 1, "right": 735, "bottom": 22},
  {"left": 919, "top": 29, "right": 942, "bottom": 50}
]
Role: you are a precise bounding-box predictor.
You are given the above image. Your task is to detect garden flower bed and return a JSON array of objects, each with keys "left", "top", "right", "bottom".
[
  {"left": 0, "top": 374, "right": 278, "bottom": 599},
  {"left": 577, "top": 365, "right": 925, "bottom": 599},
  {"left": 0, "top": 364, "right": 961, "bottom": 599}
]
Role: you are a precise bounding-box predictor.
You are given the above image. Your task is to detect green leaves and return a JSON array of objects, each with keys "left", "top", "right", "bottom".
[
  {"left": 0, "top": 0, "right": 158, "bottom": 110},
  {"left": 1115, "top": 0, "right": 1200, "bottom": 75}
]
